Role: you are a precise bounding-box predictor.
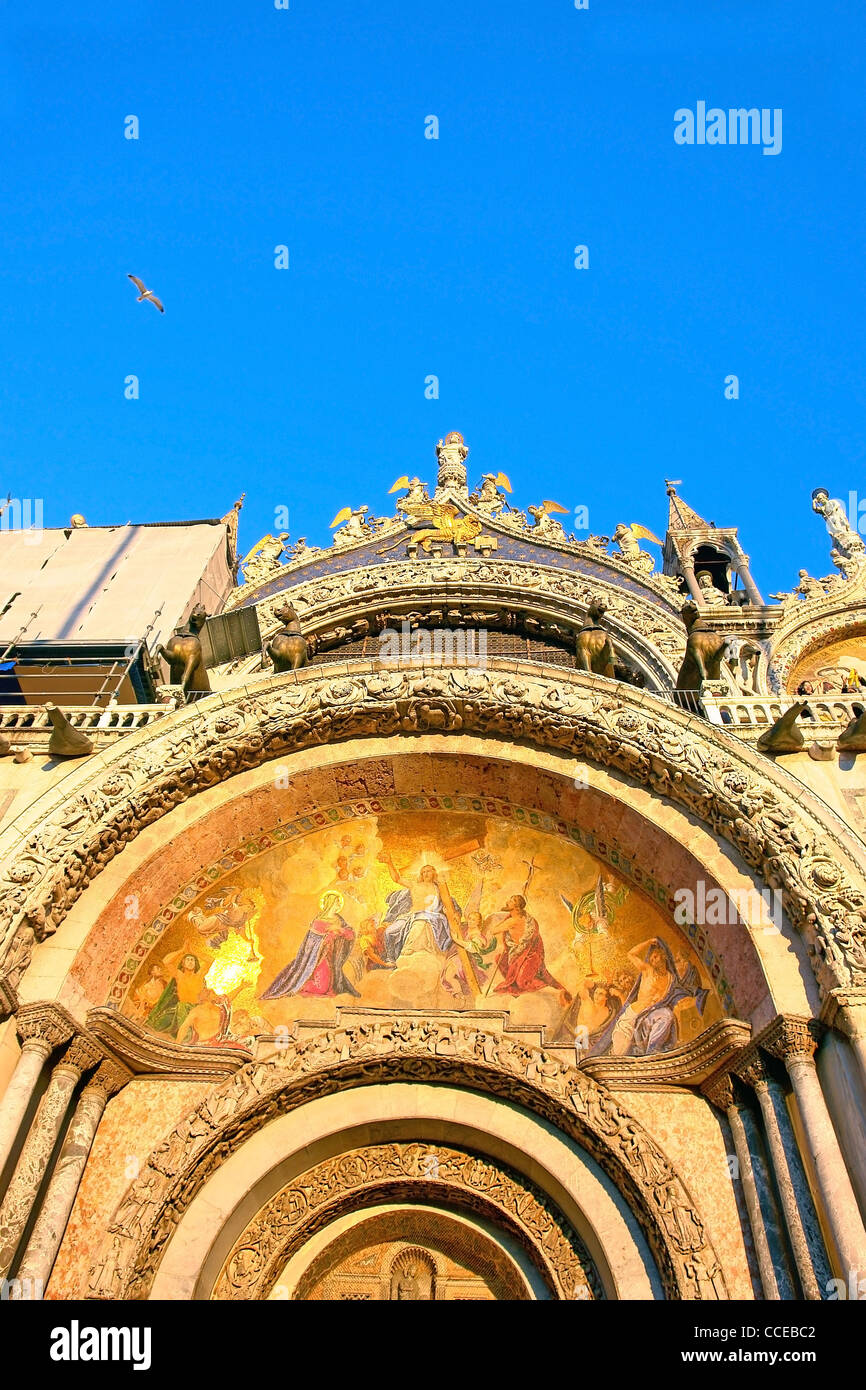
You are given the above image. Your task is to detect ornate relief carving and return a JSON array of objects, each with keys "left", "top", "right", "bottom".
[
  {"left": 769, "top": 602, "right": 866, "bottom": 693},
  {"left": 279, "top": 557, "right": 685, "bottom": 660},
  {"left": 2, "top": 663, "right": 865, "bottom": 1009},
  {"left": 756, "top": 1015, "right": 822, "bottom": 1064},
  {"left": 15, "top": 1003, "right": 77, "bottom": 1053},
  {"left": 213, "top": 1141, "right": 601, "bottom": 1301},
  {"left": 86, "top": 1020, "right": 726, "bottom": 1302}
]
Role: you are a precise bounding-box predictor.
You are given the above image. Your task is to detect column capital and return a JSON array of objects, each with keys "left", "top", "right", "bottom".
[
  {"left": 85, "top": 1058, "right": 132, "bottom": 1100},
  {"left": 820, "top": 987, "right": 866, "bottom": 1040},
  {"left": 56, "top": 1034, "right": 105, "bottom": 1079},
  {"left": 731, "top": 1045, "right": 774, "bottom": 1090},
  {"left": 701, "top": 1071, "right": 736, "bottom": 1112},
  {"left": 15, "top": 1003, "right": 77, "bottom": 1056},
  {"left": 757, "top": 1015, "right": 823, "bottom": 1065}
]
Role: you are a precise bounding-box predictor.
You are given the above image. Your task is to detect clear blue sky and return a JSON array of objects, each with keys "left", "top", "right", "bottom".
[{"left": 2, "top": 0, "right": 864, "bottom": 596}]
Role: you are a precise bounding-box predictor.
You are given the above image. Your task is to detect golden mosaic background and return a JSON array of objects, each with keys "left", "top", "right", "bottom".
[{"left": 122, "top": 811, "right": 721, "bottom": 1052}]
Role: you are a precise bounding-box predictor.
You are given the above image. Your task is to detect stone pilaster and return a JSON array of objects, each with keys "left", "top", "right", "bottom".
[
  {"left": 0, "top": 1032, "right": 103, "bottom": 1281},
  {"left": 703, "top": 1070, "right": 794, "bottom": 1300},
  {"left": 12, "top": 1059, "right": 131, "bottom": 1298},
  {"left": 821, "top": 989, "right": 866, "bottom": 1096},
  {"left": 760, "top": 1015, "right": 866, "bottom": 1284},
  {"left": 0, "top": 1005, "right": 75, "bottom": 1184},
  {"left": 733, "top": 1048, "right": 823, "bottom": 1300}
]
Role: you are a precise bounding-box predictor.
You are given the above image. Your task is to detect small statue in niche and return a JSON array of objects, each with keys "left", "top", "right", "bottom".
[
  {"left": 575, "top": 599, "right": 616, "bottom": 679},
  {"left": 695, "top": 570, "right": 729, "bottom": 607},
  {"left": 157, "top": 603, "right": 210, "bottom": 695},
  {"left": 266, "top": 601, "right": 310, "bottom": 672}
]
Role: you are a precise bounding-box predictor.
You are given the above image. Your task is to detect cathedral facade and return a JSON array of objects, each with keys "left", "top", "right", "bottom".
[{"left": 1, "top": 433, "right": 866, "bottom": 1301}]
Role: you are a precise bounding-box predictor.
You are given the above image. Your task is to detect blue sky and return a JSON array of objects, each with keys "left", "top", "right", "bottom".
[{"left": 2, "top": 0, "right": 864, "bottom": 596}]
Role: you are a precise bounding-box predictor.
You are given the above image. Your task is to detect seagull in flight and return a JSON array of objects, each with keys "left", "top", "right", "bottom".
[{"left": 127, "top": 274, "right": 164, "bottom": 313}]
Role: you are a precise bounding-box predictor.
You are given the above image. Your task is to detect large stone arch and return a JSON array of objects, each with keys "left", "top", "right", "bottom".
[
  {"left": 86, "top": 1025, "right": 727, "bottom": 1302},
  {"left": 2, "top": 660, "right": 865, "bottom": 1010},
  {"left": 211, "top": 1140, "right": 602, "bottom": 1301},
  {"left": 239, "top": 556, "right": 684, "bottom": 689}
]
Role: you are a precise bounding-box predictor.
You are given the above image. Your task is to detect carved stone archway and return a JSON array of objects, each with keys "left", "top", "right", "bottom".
[
  {"left": 213, "top": 1141, "right": 603, "bottom": 1301},
  {"left": 770, "top": 600, "right": 866, "bottom": 693},
  {"left": 86, "top": 1023, "right": 728, "bottom": 1302},
  {"left": 248, "top": 557, "right": 685, "bottom": 689},
  {"left": 2, "top": 660, "right": 865, "bottom": 1009}
]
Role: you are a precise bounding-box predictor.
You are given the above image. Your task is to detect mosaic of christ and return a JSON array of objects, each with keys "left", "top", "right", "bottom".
[{"left": 122, "top": 812, "right": 722, "bottom": 1054}]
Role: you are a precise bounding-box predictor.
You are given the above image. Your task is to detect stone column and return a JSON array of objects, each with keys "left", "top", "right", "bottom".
[
  {"left": 730, "top": 542, "right": 764, "bottom": 606},
  {"left": 734, "top": 1049, "right": 824, "bottom": 1300},
  {"left": 761, "top": 1016, "right": 866, "bottom": 1282},
  {"left": 680, "top": 555, "right": 703, "bottom": 603},
  {"left": 12, "top": 1059, "right": 130, "bottom": 1298},
  {"left": 703, "top": 1071, "right": 794, "bottom": 1300},
  {"left": 0, "top": 1033, "right": 103, "bottom": 1281},
  {"left": 0, "top": 1005, "right": 75, "bottom": 1185}
]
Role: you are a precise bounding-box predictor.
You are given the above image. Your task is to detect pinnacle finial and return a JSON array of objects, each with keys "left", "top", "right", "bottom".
[{"left": 435, "top": 431, "right": 469, "bottom": 496}]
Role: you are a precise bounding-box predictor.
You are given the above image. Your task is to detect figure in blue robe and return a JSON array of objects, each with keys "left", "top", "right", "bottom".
[
  {"left": 587, "top": 937, "right": 709, "bottom": 1057},
  {"left": 260, "top": 891, "right": 360, "bottom": 1000}
]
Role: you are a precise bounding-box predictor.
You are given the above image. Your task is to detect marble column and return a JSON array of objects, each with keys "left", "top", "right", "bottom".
[
  {"left": 0, "top": 1005, "right": 75, "bottom": 1185},
  {"left": 730, "top": 542, "right": 764, "bottom": 606},
  {"left": 0, "top": 1033, "right": 103, "bottom": 1281},
  {"left": 681, "top": 556, "right": 703, "bottom": 603},
  {"left": 734, "top": 1049, "right": 823, "bottom": 1300},
  {"left": 703, "top": 1071, "right": 795, "bottom": 1300},
  {"left": 12, "top": 1059, "right": 130, "bottom": 1298},
  {"left": 761, "top": 1016, "right": 866, "bottom": 1282}
]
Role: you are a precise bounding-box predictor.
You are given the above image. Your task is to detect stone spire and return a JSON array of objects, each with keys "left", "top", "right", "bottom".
[
  {"left": 435, "top": 432, "right": 469, "bottom": 499},
  {"left": 665, "top": 481, "right": 710, "bottom": 531},
  {"left": 663, "top": 482, "right": 764, "bottom": 607}
]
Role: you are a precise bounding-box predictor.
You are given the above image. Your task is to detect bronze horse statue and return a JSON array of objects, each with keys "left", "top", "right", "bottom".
[
  {"left": 157, "top": 603, "right": 211, "bottom": 695},
  {"left": 575, "top": 600, "right": 616, "bottom": 679},
  {"left": 675, "top": 601, "right": 732, "bottom": 704},
  {"left": 266, "top": 601, "right": 309, "bottom": 672}
]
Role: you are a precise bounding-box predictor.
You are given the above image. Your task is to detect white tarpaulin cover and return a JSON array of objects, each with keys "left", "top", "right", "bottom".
[{"left": 0, "top": 522, "right": 233, "bottom": 651}]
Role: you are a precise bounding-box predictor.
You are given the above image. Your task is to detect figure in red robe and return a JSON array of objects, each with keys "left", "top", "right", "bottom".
[{"left": 492, "top": 895, "right": 571, "bottom": 1003}]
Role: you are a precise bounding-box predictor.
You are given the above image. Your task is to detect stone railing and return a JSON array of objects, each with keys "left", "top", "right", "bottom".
[
  {"left": 0, "top": 681, "right": 861, "bottom": 756},
  {"left": 0, "top": 704, "right": 169, "bottom": 753},
  {"left": 700, "top": 690, "right": 863, "bottom": 742}
]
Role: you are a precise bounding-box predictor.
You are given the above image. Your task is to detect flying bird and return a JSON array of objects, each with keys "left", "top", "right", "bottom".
[{"left": 127, "top": 275, "right": 164, "bottom": 313}]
